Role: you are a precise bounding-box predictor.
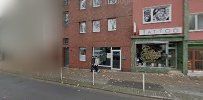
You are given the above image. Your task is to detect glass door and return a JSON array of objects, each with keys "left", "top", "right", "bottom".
[
  {"left": 112, "top": 50, "right": 121, "bottom": 70},
  {"left": 168, "top": 48, "right": 177, "bottom": 68}
]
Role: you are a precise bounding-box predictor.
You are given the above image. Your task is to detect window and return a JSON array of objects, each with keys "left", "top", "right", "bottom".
[
  {"left": 143, "top": 5, "right": 172, "bottom": 23},
  {"left": 190, "top": 14, "right": 203, "bottom": 31},
  {"left": 93, "top": 47, "right": 121, "bottom": 67},
  {"left": 64, "top": 11, "right": 69, "bottom": 25},
  {"left": 136, "top": 44, "right": 167, "bottom": 67},
  {"left": 63, "top": 38, "right": 69, "bottom": 45},
  {"left": 94, "top": 47, "right": 111, "bottom": 66},
  {"left": 93, "top": 20, "right": 100, "bottom": 32},
  {"left": 108, "top": 18, "right": 116, "bottom": 31},
  {"left": 64, "top": 0, "right": 68, "bottom": 6},
  {"left": 79, "top": 48, "right": 86, "bottom": 61},
  {"left": 93, "top": 0, "right": 101, "bottom": 7},
  {"left": 80, "top": 0, "right": 86, "bottom": 10},
  {"left": 108, "top": 0, "right": 117, "bottom": 4},
  {"left": 80, "top": 22, "right": 86, "bottom": 33}
]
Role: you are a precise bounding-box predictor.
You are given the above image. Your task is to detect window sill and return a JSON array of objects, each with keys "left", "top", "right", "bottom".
[
  {"left": 189, "top": 30, "right": 203, "bottom": 32},
  {"left": 98, "top": 65, "right": 111, "bottom": 67},
  {"left": 80, "top": 8, "right": 86, "bottom": 10},
  {"left": 108, "top": 30, "right": 116, "bottom": 32},
  {"left": 93, "top": 31, "right": 100, "bottom": 33},
  {"left": 143, "top": 20, "right": 172, "bottom": 24},
  {"left": 93, "top": 5, "right": 101, "bottom": 8}
]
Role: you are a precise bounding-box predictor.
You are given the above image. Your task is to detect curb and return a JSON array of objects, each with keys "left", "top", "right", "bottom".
[{"left": 0, "top": 70, "right": 173, "bottom": 100}]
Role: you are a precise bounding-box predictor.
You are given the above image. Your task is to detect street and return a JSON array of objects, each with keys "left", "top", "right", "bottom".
[{"left": 0, "top": 72, "right": 160, "bottom": 100}]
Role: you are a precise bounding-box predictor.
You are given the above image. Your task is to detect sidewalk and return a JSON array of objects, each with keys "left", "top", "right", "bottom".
[
  {"left": 1, "top": 65, "right": 203, "bottom": 100},
  {"left": 61, "top": 68, "right": 203, "bottom": 100}
]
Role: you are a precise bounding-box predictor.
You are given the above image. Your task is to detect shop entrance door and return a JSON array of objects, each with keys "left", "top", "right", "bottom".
[
  {"left": 189, "top": 49, "right": 203, "bottom": 71},
  {"left": 168, "top": 48, "right": 177, "bottom": 68},
  {"left": 112, "top": 50, "right": 121, "bottom": 70}
]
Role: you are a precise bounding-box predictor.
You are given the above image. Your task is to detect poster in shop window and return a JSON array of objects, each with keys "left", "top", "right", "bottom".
[
  {"left": 152, "top": 6, "right": 171, "bottom": 22},
  {"left": 144, "top": 8, "right": 151, "bottom": 23},
  {"left": 143, "top": 5, "right": 171, "bottom": 23}
]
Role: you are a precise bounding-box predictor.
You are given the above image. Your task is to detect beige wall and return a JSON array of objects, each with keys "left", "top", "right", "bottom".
[{"left": 0, "top": 0, "right": 63, "bottom": 71}]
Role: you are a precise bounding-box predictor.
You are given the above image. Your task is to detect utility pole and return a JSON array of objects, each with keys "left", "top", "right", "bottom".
[{"left": 183, "top": 0, "right": 189, "bottom": 74}]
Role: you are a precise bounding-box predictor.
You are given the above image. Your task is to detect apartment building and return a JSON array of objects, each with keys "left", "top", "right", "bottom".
[
  {"left": 63, "top": 0, "right": 203, "bottom": 74},
  {"left": 63, "top": 0, "right": 133, "bottom": 71}
]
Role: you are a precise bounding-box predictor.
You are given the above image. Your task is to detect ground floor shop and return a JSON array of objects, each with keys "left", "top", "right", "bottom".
[
  {"left": 62, "top": 37, "right": 203, "bottom": 74},
  {"left": 131, "top": 36, "right": 188, "bottom": 74},
  {"left": 188, "top": 43, "right": 203, "bottom": 71},
  {"left": 62, "top": 46, "right": 131, "bottom": 71},
  {"left": 93, "top": 47, "right": 122, "bottom": 70}
]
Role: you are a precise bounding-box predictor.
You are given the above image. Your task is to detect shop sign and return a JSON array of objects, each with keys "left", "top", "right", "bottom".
[{"left": 139, "top": 27, "right": 182, "bottom": 35}]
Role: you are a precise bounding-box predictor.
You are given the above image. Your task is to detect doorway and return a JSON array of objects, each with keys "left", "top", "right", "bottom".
[
  {"left": 189, "top": 49, "right": 203, "bottom": 71},
  {"left": 64, "top": 47, "right": 69, "bottom": 67},
  {"left": 112, "top": 50, "right": 121, "bottom": 70},
  {"left": 168, "top": 48, "right": 177, "bottom": 68}
]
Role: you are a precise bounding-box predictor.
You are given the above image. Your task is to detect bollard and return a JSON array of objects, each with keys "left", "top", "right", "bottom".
[
  {"left": 61, "top": 67, "right": 63, "bottom": 84},
  {"left": 93, "top": 70, "right": 95, "bottom": 85},
  {"left": 143, "top": 73, "right": 145, "bottom": 92}
]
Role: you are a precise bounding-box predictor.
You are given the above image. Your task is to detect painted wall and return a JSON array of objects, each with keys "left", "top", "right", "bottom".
[
  {"left": 0, "top": 0, "right": 63, "bottom": 70},
  {"left": 133, "top": 0, "right": 184, "bottom": 36}
]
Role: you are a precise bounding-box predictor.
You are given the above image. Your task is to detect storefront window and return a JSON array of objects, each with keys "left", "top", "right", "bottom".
[
  {"left": 136, "top": 44, "right": 167, "bottom": 67},
  {"left": 94, "top": 47, "right": 111, "bottom": 66}
]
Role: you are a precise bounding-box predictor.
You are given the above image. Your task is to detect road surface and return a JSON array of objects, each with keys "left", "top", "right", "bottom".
[{"left": 0, "top": 72, "right": 160, "bottom": 100}]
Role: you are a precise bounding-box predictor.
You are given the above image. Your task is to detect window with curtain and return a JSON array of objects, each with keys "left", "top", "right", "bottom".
[{"left": 189, "top": 14, "right": 203, "bottom": 31}]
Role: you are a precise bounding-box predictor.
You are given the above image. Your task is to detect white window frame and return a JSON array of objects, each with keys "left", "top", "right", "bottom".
[
  {"left": 79, "top": 48, "right": 86, "bottom": 61},
  {"left": 189, "top": 13, "right": 203, "bottom": 32},
  {"left": 80, "top": 0, "right": 86, "bottom": 10},
  {"left": 108, "top": 0, "right": 117, "bottom": 5},
  {"left": 108, "top": 18, "right": 117, "bottom": 31},
  {"left": 64, "top": 11, "right": 69, "bottom": 25},
  {"left": 93, "top": 0, "right": 101, "bottom": 7},
  {"left": 143, "top": 4, "right": 172, "bottom": 24},
  {"left": 80, "top": 22, "right": 86, "bottom": 33},
  {"left": 92, "top": 47, "right": 121, "bottom": 70},
  {"left": 93, "top": 20, "right": 100, "bottom": 32}
]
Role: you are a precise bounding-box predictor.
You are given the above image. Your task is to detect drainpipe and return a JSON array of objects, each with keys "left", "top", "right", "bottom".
[{"left": 183, "top": 0, "right": 189, "bottom": 74}]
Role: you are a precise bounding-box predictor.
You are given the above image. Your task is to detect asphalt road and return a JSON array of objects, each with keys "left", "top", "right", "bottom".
[{"left": 0, "top": 72, "right": 159, "bottom": 100}]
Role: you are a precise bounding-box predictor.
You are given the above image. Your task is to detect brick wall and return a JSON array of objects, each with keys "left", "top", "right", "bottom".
[{"left": 63, "top": 0, "right": 133, "bottom": 71}]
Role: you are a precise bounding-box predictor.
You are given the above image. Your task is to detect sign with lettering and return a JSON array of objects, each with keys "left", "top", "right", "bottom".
[{"left": 139, "top": 27, "right": 182, "bottom": 35}]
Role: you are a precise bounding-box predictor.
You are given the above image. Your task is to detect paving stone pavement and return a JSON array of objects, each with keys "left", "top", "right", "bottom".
[{"left": 1, "top": 66, "right": 203, "bottom": 100}]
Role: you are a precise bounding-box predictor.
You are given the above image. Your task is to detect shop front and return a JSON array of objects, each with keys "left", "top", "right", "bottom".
[
  {"left": 136, "top": 41, "right": 177, "bottom": 68},
  {"left": 93, "top": 47, "right": 122, "bottom": 70},
  {"left": 131, "top": 35, "right": 186, "bottom": 72},
  {"left": 188, "top": 43, "right": 203, "bottom": 71}
]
